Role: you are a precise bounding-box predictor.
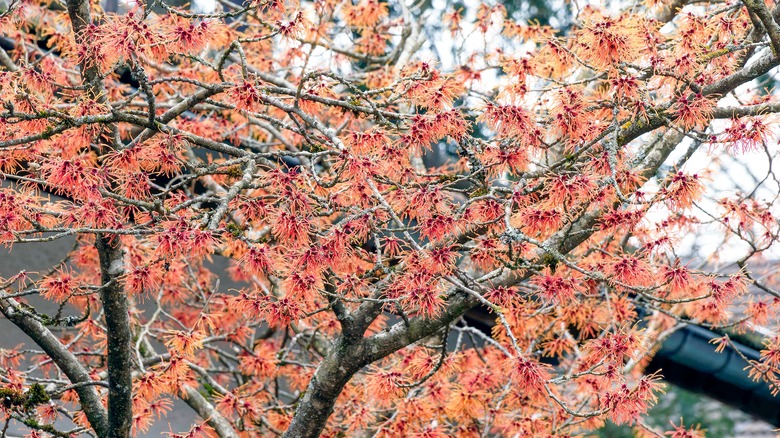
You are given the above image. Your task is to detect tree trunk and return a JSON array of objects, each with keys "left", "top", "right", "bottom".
[
  {"left": 66, "top": 0, "right": 134, "bottom": 435},
  {"left": 282, "top": 338, "right": 366, "bottom": 438},
  {"left": 96, "top": 235, "right": 132, "bottom": 438}
]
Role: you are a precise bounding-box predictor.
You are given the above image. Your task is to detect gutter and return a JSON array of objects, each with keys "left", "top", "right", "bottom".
[
  {"left": 647, "top": 324, "right": 780, "bottom": 426},
  {"left": 465, "top": 306, "right": 780, "bottom": 424}
]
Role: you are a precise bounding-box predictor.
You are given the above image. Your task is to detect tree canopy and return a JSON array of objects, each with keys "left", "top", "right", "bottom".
[{"left": 2, "top": 0, "right": 780, "bottom": 436}]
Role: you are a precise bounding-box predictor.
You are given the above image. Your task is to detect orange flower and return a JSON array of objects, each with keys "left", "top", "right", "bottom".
[
  {"left": 531, "top": 269, "right": 578, "bottom": 305},
  {"left": 663, "top": 171, "right": 704, "bottom": 210},
  {"left": 672, "top": 93, "right": 714, "bottom": 130},
  {"left": 228, "top": 80, "right": 263, "bottom": 112},
  {"left": 608, "top": 255, "right": 654, "bottom": 287},
  {"left": 517, "top": 208, "right": 564, "bottom": 237},
  {"left": 165, "top": 15, "right": 209, "bottom": 54},
  {"left": 342, "top": 0, "right": 388, "bottom": 28},
  {"left": 165, "top": 330, "right": 206, "bottom": 357},
  {"left": 446, "top": 384, "right": 485, "bottom": 418},
  {"left": 126, "top": 263, "right": 161, "bottom": 295},
  {"left": 720, "top": 116, "right": 773, "bottom": 154},
  {"left": 574, "top": 14, "right": 644, "bottom": 70},
  {"left": 41, "top": 268, "right": 78, "bottom": 302},
  {"left": 365, "top": 369, "right": 406, "bottom": 406},
  {"left": 239, "top": 342, "right": 278, "bottom": 378},
  {"left": 506, "top": 356, "right": 551, "bottom": 396}
]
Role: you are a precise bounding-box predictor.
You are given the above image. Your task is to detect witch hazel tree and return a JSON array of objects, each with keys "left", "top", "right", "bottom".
[{"left": 1, "top": 0, "right": 780, "bottom": 436}]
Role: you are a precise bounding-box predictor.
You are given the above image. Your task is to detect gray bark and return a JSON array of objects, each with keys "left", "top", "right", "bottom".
[
  {"left": 95, "top": 236, "right": 132, "bottom": 438},
  {"left": 0, "top": 295, "right": 110, "bottom": 437},
  {"left": 66, "top": 0, "right": 134, "bottom": 436},
  {"left": 180, "top": 385, "right": 241, "bottom": 438}
]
